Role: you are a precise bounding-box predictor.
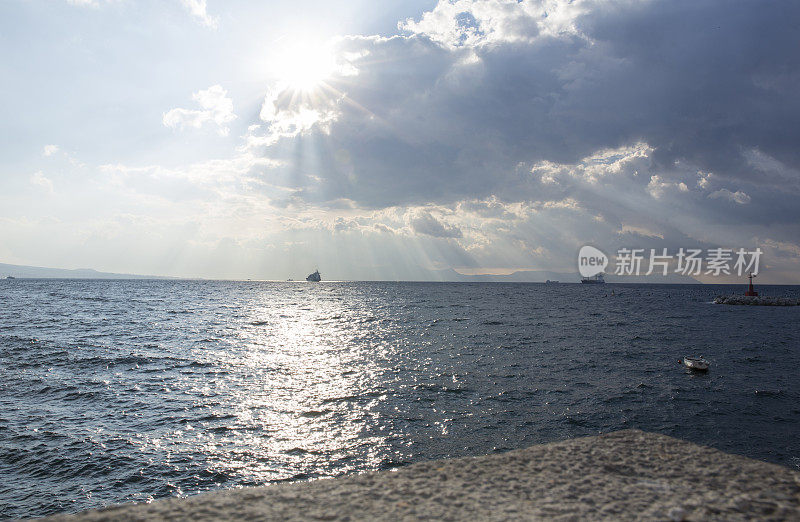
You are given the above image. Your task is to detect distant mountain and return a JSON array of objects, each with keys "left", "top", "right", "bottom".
[
  {"left": 600, "top": 272, "right": 701, "bottom": 284},
  {"left": 441, "top": 269, "right": 700, "bottom": 284},
  {"left": 336, "top": 267, "right": 700, "bottom": 283},
  {"left": 436, "top": 268, "right": 575, "bottom": 282},
  {"left": 0, "top": 262, "right": 173, "bottom": 280}
]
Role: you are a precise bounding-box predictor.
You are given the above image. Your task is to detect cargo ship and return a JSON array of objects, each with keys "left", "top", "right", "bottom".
[{"left": 580, "top": 273, "right": 605, "bottom": 284}]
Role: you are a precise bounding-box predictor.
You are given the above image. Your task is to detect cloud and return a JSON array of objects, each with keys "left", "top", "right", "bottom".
[
  {"left": 760, "top": 238, "right": 800, "bottom": 257},
  {"left": 20, "top": 0, "right": 800, "bottom": 282},
  {"left": 30, "top": 171, "right": 54, "bottom": 194},
  {"left": 408, "top": 209, "right": 463, "bottom": 238},
  {"left": 398, "top": 0, "right": 584, "bottom": 48},
  {"left": 225, "top": 0, "right": 800, "bottom": 280},
  {"left": 180, "top": 0, "right": 218, "bottom": 28},
  {"left": 245, "top": 1, "right": 800, "bottom": 215},
  {"left": 708, "top": 188, "right": 751, "bottom": 205},
  {"left": 254, "top": 83, "right": 342, "bottom": 147},
  {"left": 42, "top": 145, "right": 59, "bottom": 157},
  {"left": 647, "top": 175, "right": 688, "bottom": 200},
  {"left": 163, "top": 85, "right": 235, "bottom": 136}
]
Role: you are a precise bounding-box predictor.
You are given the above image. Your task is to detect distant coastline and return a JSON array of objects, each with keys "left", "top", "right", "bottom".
[
  {"left": 1, "top": 261, "right": 701, "bottom": 283},
  {"left": 6, "top": 261, "right": 796, "bottom": 283},
  {"left": 0, "top": 262, "right": 176, "bottom": 280}
]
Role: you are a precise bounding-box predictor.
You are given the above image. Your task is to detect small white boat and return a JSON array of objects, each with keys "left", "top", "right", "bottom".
[{"left": 681, "top": 356, "right": 709, "bottom": 372}]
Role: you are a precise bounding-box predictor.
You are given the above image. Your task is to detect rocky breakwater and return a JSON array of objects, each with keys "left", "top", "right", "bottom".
[{"left": 714, "top": 295, "right": 800, "bottom": 306}]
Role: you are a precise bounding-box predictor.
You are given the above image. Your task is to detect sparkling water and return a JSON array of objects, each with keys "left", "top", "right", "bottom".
[{"left": 1, "top": 280, "right": 799, "bottom": 518}]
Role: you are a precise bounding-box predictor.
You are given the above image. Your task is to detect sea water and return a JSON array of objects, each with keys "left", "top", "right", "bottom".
[{"left": 1, "top": 280, "right": 799, "bottom": 518}]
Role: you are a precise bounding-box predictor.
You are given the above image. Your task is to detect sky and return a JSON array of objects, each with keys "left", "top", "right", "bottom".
[{"left": 1, "top": 0, "right": 799, "bottom": 282}]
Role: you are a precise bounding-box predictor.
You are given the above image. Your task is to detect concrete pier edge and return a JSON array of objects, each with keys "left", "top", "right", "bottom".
[{"left": 44, "top": 430, "right": 800, "bottom": 521}]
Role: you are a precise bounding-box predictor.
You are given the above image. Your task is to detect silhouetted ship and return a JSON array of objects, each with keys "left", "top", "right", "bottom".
[
  {"left": 5, "top": 276, "right": 15, "bottom": 280},
  {"left": 306, "top": 270, "right": 321, "bottom": 282},
  {"left": 580, "top": 273, "right": 605, "bottom": 284}
]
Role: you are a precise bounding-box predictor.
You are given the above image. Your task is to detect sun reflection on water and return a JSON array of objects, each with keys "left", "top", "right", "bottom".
[{"left": 164, "top": 284, "right": 395, "bottom": 486}]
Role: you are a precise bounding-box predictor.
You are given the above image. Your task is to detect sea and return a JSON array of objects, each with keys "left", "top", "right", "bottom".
[{"left": 1, "top": 280, "right": 799, "bottom": 518}]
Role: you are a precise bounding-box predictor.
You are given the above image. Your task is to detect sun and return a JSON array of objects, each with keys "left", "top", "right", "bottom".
[{"left": 272, "top": 40, "right": 337, "bottom": 91}]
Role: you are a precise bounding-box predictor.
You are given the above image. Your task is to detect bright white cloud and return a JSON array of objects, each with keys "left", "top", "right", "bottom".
[
  {"left": 252, "top": 85, "right": 342, "bottom": 147},
  {"left": 647, "top": 175, "right": 689, "bottom": 199},
  {"left": 180, "top": 0, "right": 218, "bottom": 28},
  {"left": 163, "top": 85, "right": 235, "bottom": 136},
  {"left": 399, "top": 0, "right": 585, "bottom": 48},
  {"left": 532, "top": 143, "right": 652, "bottom": 185},
  {"left": 42, "top": 145, "right": 59, "bottom": 157}
]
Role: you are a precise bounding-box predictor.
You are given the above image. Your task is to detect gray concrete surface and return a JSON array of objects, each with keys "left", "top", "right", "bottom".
[{"left": 45, "top": 430, "right": 800, "bottom": 521}]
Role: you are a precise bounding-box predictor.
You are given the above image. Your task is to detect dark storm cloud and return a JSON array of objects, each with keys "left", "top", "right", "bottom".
[
  {"left": 578, "top": 0, "right": 800, "bottom": 179},
  {"left": 254, "top": 0, "right": 800, "bottom": 229}
]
